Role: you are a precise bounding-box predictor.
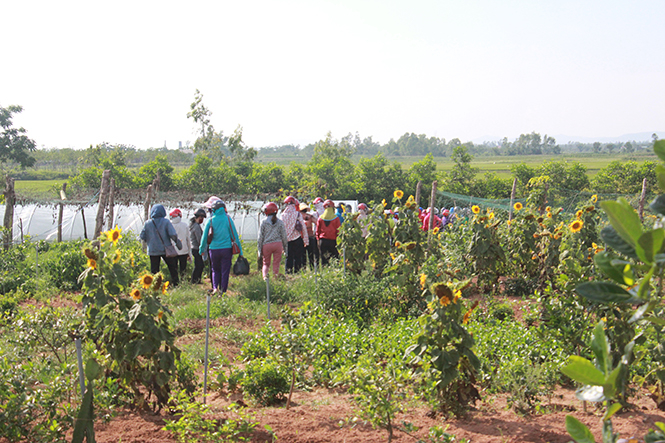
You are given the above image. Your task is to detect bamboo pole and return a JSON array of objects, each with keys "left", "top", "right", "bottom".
[
  {"left": 639, "top": 178, "right": 648, "bottom": 221},
  {"left": 3, "top": 176, "right": 14, "bottom": 249},
  {"left": 144, "top": 184, "right": 153, "bottom": 223},
  {"left": 81, "top": 206, "right": 88, "bottom": 239},
  {"left": 57, "top": 183, "right": 68, "bottom": 242},
  {"left": 93, "top": 170, "right": 111, "bottom": 240}
]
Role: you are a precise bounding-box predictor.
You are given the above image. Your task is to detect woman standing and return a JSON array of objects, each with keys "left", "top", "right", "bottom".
[
  {"left": 300, "top": 202, "right": 319, "bottom": 269},
  {"left": 316, "top": 199, "right": 341, "bottom": 266},
  {"left": 189, "top": 208, "right": 207, "bottom": 284},
  {"left": 282, "top": 196, "right": 309, "bottom": 274},
  {"left": 140, "top": 204, "right": 182, "bottom": 286},
  {"left": 257, "top": 202, "right": 288, "bottom": 280},
  {"left": 199, "top": 199, "right": 243, "bottom": 295},
  {"left": 169, "top": 208, "right": 191, "bottom": 279}
]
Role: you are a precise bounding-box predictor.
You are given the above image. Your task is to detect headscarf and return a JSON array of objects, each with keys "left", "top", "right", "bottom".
[{"left": 320, "top": 206, "right": 336, "bottom": 221}]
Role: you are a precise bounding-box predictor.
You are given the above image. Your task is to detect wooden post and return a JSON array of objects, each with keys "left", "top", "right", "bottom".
[
  {"left": 428, "top": 180, "right": 438, "bottom": 251},
  {"left": 508, "top": 178, "right": 517, "bottom": 222},
  {"left": 144, "top": 184, "right": 153, "bottom": 222},
  {"left": 57, "top": 183, "right": 68, "bottom": 242},
  {"left": 638, "top": 178, "right": 648, "bottom": 221},
  {"left": 415, "top": 181, "right": 422, "bottom": 209},
  {"left": 93, "top": 170, "right": 111, "bottom": 240},
  {"left": 3, "top": 176, "right": 14, "bottom": 249},
  {"left": 81, "top": 206, "right": 88, "bottom": 240},
  {"left": 106, "top": 178, "right": 116, "bottom": 229}
]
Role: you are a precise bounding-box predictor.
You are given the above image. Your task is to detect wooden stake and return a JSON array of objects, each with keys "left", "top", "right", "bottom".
[
  {"left": 508, "top": 178, "right": 517, "bottom": 222},
  {"left": 415, "top": 181, "right": 422, "bottom": 208},
  {"left": 144, "top": 184, "right": 153, "bottom": 223},
  {"left": 639, "top": 177, "right": 648, "bottom": 221},
  {"left": 428, "top": 180, "right": 438, "bottom": 251},
  {"left": 106, "top": 178, "right": 116, "bottom": 229},
  {"left": 81, "top": 206, "right": 88, "bottom": 240},
  {"left": 3, "top": 176, "right": 15, "bottom": 249},
  {"left": 57, "top": 183, "right": 67, "bottom": 242},
  {"left": 93, "top": 170, "right": 111, "bottom": 240}
]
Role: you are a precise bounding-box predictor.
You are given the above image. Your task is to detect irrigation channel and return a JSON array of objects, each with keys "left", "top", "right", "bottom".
[{"left": 0, "top": 200, "right": 359, "bottom": 244}]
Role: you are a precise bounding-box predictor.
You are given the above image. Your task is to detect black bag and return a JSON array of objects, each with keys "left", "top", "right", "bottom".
[{"left": 232, "top": 255, "right": 250, "bottom": 275}]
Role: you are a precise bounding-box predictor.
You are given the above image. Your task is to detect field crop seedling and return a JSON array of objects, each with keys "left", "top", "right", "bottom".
[{"left": 3, "top": 153, "right": 665, "bottom": 441}]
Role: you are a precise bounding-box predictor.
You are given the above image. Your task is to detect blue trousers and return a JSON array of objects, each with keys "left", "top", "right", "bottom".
[{"left": 209, "top": 248, "right": 233, "bottom": 292}]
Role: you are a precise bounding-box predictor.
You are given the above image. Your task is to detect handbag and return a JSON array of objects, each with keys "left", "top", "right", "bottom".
[
  {"left": 232, "top": 255, "right": 250, "bottom": 275},
  {"left": 153, "top": 220, "right": 179, "bottom": 258},
  {"left": 227, "top": 215, "right": 240, "bottom": 255}
]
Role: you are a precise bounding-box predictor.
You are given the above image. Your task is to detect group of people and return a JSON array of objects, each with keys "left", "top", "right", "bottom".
[
  {"left": 139, "top": 195, "right": 458, "bottom": 292},
  {"left": 257, "top": 196, "right": 344, "bottom": 280},
  {"left": 140, "top": 196, "right": 242, "bottom": 295}
]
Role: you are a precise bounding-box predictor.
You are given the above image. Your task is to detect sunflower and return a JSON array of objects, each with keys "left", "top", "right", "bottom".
[
  {"left": 440, "top": 295, "right": 451, "bottom": 306},
  {"left": 157, "top": 310, "right": 164, "bottom": 320},
  {"left": 113, "top": 249, "right": 121, "bottom": 264},
  {"left": 586, "top": 205, "right": 595, "bottom": 212},
  {"left": 471, "top": 205, "right": 480, "bottom": 214},
  {"left": 394, "top": 241, "right": 402, "bottom": 248},
  {"left": 152, "top": 274, "right": 163, "bottom": 291},
  {"left": 161, "top": 281, "right": 169, "bottom": 295},
  {"left": 591, "top": 194, "right": 598, "bottom": 203},
  {"left": 130, "top": 289, "right": 141, "bottom": 301},
  {"left": 382, "top": 199, "right": 387, "bottom": 207},
  {"left": 533, "top": 233, "right": 539, "bottom": 239},
  {"left": 513, "top": 202, "right": 523, "bottom": 211},
  {"left": 462, "top": 310, "right": 472, "bottom": 325},
  {"left": 432, "top": 226, "right": 440, "bottom": 234},
  {"left": 507, "top": 219, "right": 512, "bottom": 226},
  {"left": 83, "top": 248, "right": 97, "bottom": 260},
  {"left": 87, "top": 258, "right": 97, "bottom": 269},
  {"left": 488, "top": 212, "right": 495, "bottom": 220},
  {"left": 576, "top": 210, "right": 583, "bottom": 219},
  {"left": 419, "top": 273, "right": 427, "bottom": 290},
  {"left": 547, "top": 212, "right": 552, "bottom": 218},
  {"left": 106, "top": 226, "right": 122, "bottom": 246},
  {"left": 453, "top": 290, "right": 462, "bottom": 303},
  {"left": 545, "top": 206, "right": 552, "bottom": 212},
  {"left": 405, "top": 241, "right": 416, "bottom": 250},
  {"left": 394, "top": 189, "right": 404, "bottom": 199},
  {"left": 569, "top": 220, "right": 584, "bottom": 233},
  {"left": 139, "top": 274, "right": 154, "bottom": 289}
]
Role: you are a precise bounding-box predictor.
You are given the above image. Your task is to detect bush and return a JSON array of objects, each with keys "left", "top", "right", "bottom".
[{"left": 240, "top": 359, "right": 290, "bottom": 406}]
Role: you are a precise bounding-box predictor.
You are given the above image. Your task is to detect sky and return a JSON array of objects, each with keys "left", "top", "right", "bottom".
[{"left": 2, "top": 0, "right": 664, "bottom": 150}]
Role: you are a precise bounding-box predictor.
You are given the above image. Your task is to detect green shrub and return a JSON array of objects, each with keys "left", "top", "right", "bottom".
[{"left": 240, "top": 359, "right": 290, "bottom": 406}]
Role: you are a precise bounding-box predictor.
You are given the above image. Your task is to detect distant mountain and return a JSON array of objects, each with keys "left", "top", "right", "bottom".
[{"left": 471, "top": 132, "right": 662, "bottom": 145}]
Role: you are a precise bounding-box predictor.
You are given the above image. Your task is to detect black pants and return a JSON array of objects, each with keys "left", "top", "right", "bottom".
[
  {"left": 286, "top": 237, "right": 305, "bottom": 274},
  {"left": 191, "top": 250, "right": 205, "bottom": 284},
  {"left": 150, "top": 255, "right": 179, "bottom": 287},
  {"left": 318, "top": 238, "right": 339, "bottom": 266},
  {"left": 176, "top": 254, "right": 188, "bottom": 278},
  {"left": 305, "top": 235, "right": 319, "bottom": 270}
]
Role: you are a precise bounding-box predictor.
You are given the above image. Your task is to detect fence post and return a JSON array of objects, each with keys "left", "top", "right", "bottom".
[
  {"left": 428, "top": 180, "right": 438, "bottom": 251},
  {"left": 93, "top": 170, "right": 111, "bottom": 240},
  {"left": 106, "top": 178, "right": 116, "bottom": 229},
  {"left": 57, "top": 183, "right": 68, "bottom": 242},
  {"left": 639, "top": 177, "right": 648, "bottom": 221},
  {"left": 3, "top": 176, "right": 15, "bottom": 249},
  {"left": 81, "top": 206, "right": 88, "bottom": 239},
  {"left": 508, "top": 178, "right": 517, "bottom": 223},
  {"left": 415, "top": 180, "right": 422, "bottom": 208},
  {"left": 203, "top": 292, "right": 211, "bottom": 404}
]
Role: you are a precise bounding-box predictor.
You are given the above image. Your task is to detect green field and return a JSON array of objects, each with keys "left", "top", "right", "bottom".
[{"left": 14, "top": 179, "right": 64, "bottom": 196}]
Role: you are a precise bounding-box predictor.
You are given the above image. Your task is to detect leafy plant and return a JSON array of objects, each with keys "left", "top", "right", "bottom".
[{"left": 240, "top": 359, "right": 290, "bottom": 406}]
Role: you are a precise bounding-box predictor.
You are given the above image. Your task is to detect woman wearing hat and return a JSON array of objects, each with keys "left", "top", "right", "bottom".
[
  {"left": 257, "top": 202, "right": 288, "bottom": 279},
  {"left": 282, "top": 196, "right": 309, "bottom": 273},
  {"left": 169, "top": 208, "right": 191, "bottom": 280},
  {"left": 300, "top": 202, "right": 319, "bottom": 269},
  {"left": 316, "top": 199, "right": 341, "bottom": 266},
  {"left": 189, "top": 208, "right": 207, "bottom": 284},
  {"left": 199, "top": 199, "right": 243, "bottom": 295}
]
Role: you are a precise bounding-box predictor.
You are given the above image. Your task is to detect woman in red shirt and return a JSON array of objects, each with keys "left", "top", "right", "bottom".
[{"left": 315, "top": 199, "right": 341, "bottom": 266}]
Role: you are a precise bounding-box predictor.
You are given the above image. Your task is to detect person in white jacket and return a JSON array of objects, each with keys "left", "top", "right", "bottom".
[{"left": 170, "top": 209, "right": 191, "bottom": 280}]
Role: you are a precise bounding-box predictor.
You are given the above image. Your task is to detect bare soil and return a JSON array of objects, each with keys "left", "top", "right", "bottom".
[{"left": 94, "top": 386, "right": 662, "bottom": 443}]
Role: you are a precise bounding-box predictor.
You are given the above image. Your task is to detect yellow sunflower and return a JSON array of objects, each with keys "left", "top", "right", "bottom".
[
  {"left": 419, "top": 273, "right": 427, "bottom": 290},
  {"left": 130, "top": 289, "right": 141, "bottom": 301},
  {"left": 513, "top": 202, "right": 523, "bottom": 211},
  {"left": 591, "top": 194, "right": 598, "bottom": 203},
  {"left": 130, "top": 252, "right": 135, "bottom": 267},
  {"left": 488, "top": 212, "right": 495, "bottom": 220},
  {"left": 569, "top": 220, "right": 584, "bottom": 233},
  {"left": 395, "top": 241, "right": 402, "bottom": 248},
  {"left": 440, "top": 295, "right": 451, "bottom": 306},
  {"left": 547, "top": 212, "right": 552, "bottom": 218},
  {"left": 545, "top": 206, "right": 552, "bottom": 212},
  {"left": 382, "top": 199, "right": 387, "bottom": 207},
  {"left": 106, "top": 226, "right": 122, "bottom": 246},
  {"left": 432, "top": 226, "right": 440, "bottom": 234},
  {"left": 113, "top": 249, "right": 121, "bottom": 264},
  {"left": 139, "top": 274, "right": 154, "bottom": 289},
  {"left": 161, "top": 281, "right": 169, "bottom": 295},
  {"left": 586, "top": 205, "right": 595, "bottom": 212},
  {"left": 507, "top": 219, "right": 512, "bottom": 226},
  {"left": 87, "top": 258, "right": 97, "bottom": 269},
  {"left": 576, "top": 210, "right": 583, "bottom": 219},
  {"left": 462, "top": 310, "right": 472, "bottom": 325},
  {"left": 471, "top": 205, "right": 480, "bottom": 214},
  {"left": 158, "top": 310, "right": 164, "bottom": 320},
  {"left": 394, "top": 189, "right": 404, "bottom": 199}
]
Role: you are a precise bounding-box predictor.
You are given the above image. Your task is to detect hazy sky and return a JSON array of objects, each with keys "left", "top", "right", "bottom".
[{"left": 2, "top": 0, "right": 664, "bottom": 150}]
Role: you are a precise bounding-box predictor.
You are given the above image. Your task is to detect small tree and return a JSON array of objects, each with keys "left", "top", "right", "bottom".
[{"left": 0, "top": 105, "right": 36, "bottom": 170}]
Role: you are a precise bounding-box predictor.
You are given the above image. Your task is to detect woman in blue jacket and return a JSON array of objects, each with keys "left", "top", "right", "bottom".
[
  {"left": 199, "top": 200, "right": 243, "bottom": 294},
  {"left": 140, "top": 204, "right": 182, "bottom": 286}
]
